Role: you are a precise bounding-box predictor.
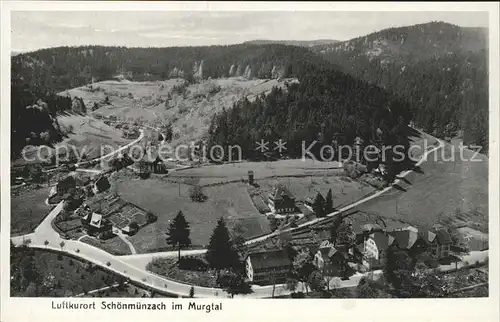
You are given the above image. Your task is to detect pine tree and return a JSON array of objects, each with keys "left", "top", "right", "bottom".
[
  {"left": 313, "top": 193, "right": 326, "bottom": 218},
  {"left": 325, "top": 188, "right": 334, "bottom": 214},
  {"left": 166, "top": 211, "right": 191, "bottom": 264},
  {"left": 205, "top": 217, "right": 241, "bottom": 272}
]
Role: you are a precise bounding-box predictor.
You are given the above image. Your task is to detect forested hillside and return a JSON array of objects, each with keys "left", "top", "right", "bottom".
[
  {"left": 11, "top": 81, "right": 79, "bottom": 158},
  {"left": 312, "top": 22, "right": 489, "bottom": 152},
  {"left": 11, "top": 44, "right": 330, "bottom": 93}
]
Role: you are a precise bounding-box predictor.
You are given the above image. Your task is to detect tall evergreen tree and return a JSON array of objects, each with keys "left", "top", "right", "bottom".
[
  {"left": 166, "top": 211, "right": 191, "bottom": 263},
  {"left": 325, "top": 188, "right": 334, "bottom": 214},
  {"left": 312, "top": 193, "right": 326, "bottom": 218},
  {"left": 205, "top": 217, "right": 241, "bottom": 272}
]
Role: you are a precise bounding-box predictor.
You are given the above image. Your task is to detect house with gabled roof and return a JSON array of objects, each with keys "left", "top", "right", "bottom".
[
  {"left": 245, "top": 250, "right": 292, "bottom": 285},
  {"left": 390, "top": 226, "right": 419, "bottom": 250},
  {"left": 137, "top": 149, "right": 168, "bottom": 174},
  {"left": 81, "top": 212, "right": 113, "bottom": 239},
  {"left": 363, "top": 231, "right": 395, "bottom": 269},
  {"left": 268, "top": 184, "right": 297, "bottom": 214},
  {"left": 419, "top": 228, "right": 452, "bottom": 259}
]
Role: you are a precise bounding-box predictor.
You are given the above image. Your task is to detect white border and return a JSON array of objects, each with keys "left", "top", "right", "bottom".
[{"left": 1, "top": 2, "right": 499, "bottom": 322}]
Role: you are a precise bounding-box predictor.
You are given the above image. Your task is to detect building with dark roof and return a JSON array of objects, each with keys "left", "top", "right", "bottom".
[
  {"left": 313, "top": 240, "right": 349, "bottom": 277},
  {"left": 81, "top": 212, "right": 113, "bottom": 239},
  {"left": 390, "top": 226, "right": 419, "bottom": 250},
  {"left": 268, "top": 184, "right": 297, "bottom": 214},
  {"left": 419, "top": 228, "right": 452, "bottom": 259},
  {"left": 245, "top": 250, "right": 292, "bottom": 285}
]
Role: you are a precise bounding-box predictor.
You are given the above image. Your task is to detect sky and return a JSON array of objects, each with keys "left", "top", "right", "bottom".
[{"left": 11, "top": 11, "right": 489, "bottom": 52}]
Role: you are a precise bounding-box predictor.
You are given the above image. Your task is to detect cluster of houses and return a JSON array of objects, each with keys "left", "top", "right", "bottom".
[
  {"left": 49, "top": 173, "right": 111, "bottom": 204},
  {"left": 244, "top": 222, "right": 453, "bottom": 285}
]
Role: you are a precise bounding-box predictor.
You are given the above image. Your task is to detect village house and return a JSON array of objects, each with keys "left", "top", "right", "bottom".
[
  {"left": 363, "top": 231, "right": 395, "bottom": 269},
  {"left": 313, "top": 240, "right": 349, "bottom": 277},
  {"left": 245, "top": 250, "right": 293, "bottom": 285},
  {"left": 389, "top": 226, "right": 420, "bottom": 252},
  {"left": 268, "top": 184, "right": 297, "bottom": 214},
  {"left": 81, "top": 212, "right": 113, "bottom": 239}
]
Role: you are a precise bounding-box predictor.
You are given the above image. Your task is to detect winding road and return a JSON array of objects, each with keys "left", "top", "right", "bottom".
[{"left": 11, "top": 131, "right": 452, "bottom": 298}]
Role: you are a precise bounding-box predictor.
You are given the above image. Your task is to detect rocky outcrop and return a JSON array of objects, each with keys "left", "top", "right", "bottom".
[
  {"left": 243, "top": 65, "right": 252, "bottom": 79},
  {"left": 228, "top": 64, "right": 236, "bottom": 77},
  {"left": 193, "top": 60, "right": 204, "bottom": 81},
  {"left": 169, "top": 67, "right": 185, "bottom": 78}
]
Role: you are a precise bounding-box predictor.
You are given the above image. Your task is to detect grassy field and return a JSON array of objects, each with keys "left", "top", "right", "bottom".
[
  {"left": 114, "top": 177, "right": 269, "bottom": 251},
  {"left": 80, "top": 236, "right": 132, "bottom": 255},
  {"left": 63, "top": 78, "right": 296, "bottom": 146},
  {"left": 11, "top": 186, "right": 51, "bottom": 235},
  {"left": 11, "top": 248, "right": 123, "bottom": 297},
  {"left": 169, "top": 159, "right": 343, "bottom": 186}
]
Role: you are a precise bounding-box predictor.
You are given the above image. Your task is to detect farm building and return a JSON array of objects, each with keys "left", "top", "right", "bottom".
[
  {"left": 81, "top": 212, "right": 113, "bottom": 239},
  {"left": 268, "top": 184, "right": 297, "bottom": 214},
  {"left": 245, "top": 250, "right": 292, "bottom": 285}
]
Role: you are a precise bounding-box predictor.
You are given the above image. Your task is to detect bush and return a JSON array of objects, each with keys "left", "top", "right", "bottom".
[{"left": 106, "top": 262, "right": 111, "bottom": 267}]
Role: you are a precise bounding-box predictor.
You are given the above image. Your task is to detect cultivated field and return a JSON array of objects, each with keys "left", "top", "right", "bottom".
[{"left": 11, "top": 186, "right": 51, "bottom": 235}]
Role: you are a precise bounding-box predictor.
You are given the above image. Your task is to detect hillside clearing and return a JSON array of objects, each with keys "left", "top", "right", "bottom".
[{"left": 62, "top": 77, "right": 297, "bottom": 145}]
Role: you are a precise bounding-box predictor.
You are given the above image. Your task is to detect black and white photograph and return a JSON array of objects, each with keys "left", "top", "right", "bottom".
[{"left": 1, "top": 2, "right": 498, "bottom": 319}]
